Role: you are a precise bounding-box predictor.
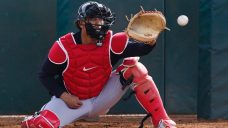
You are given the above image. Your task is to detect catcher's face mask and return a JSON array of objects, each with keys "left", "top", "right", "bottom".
[
  {"left": 85, "top": 18, "right": 109, "bottom": 42},
  {"left": 77, "top": 1, "right": 115, "bottom": 46}
]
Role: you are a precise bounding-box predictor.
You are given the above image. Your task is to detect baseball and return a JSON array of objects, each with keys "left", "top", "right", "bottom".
[{"left": 177, "top": 15, "right": 189, "bottom": 26}]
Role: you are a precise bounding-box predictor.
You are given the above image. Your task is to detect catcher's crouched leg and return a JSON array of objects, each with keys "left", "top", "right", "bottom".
[
  {"left": 21, "top": 110, "right": 60, "bottom": 128},
  {"left": 117, "top": 57, "right": 176, "bottom": 128}
]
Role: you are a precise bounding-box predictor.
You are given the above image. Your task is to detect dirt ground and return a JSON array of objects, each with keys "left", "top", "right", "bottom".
[{"left": 1, "top": 115, "right": 228, "bottom": 128}]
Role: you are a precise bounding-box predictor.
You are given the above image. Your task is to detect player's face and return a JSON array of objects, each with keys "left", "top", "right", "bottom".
[{"left": 86, "top": 18, "right": 104, "bottom": 30}]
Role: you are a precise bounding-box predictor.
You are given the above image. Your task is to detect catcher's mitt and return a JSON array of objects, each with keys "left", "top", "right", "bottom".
[{"left": 126, "top": 8, "right": 167, "bottom": 45}]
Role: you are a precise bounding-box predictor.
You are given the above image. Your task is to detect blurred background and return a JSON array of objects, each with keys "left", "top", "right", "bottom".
[{"left": 0, "top": 0, "right": 228, "bottom": 119}]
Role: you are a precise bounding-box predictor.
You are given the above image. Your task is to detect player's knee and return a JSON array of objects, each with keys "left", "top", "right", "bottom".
[
  {"left": 117, "top": 57, "right": 149, "bottom": 84},
  {"left": 128, "top": 62, "right": 148, "bottom": 83},
  {"left": 21, "top": 110, "right": 60, "bottom": 128}
]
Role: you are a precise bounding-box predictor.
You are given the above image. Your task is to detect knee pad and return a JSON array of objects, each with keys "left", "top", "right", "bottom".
[
  {"left": 117, "top": 57, "right": 170, "bottom": 127},
  {"left": 21, "top": 110, "right": 60, "bottom": 128},
  {"left": 116, "top": 57, "right": 148, "bottom": 84}
]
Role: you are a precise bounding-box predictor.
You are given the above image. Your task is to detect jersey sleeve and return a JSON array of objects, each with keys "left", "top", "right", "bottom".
[{"left": 48, "top": 41, "right": 67, "bottom": 64}]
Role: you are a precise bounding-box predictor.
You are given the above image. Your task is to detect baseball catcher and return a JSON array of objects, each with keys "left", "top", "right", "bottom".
[{"left": 21, "top": 1, "right": 175, "bottom": 128}]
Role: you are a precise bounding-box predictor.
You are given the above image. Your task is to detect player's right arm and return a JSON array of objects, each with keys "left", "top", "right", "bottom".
[
  {"left": 38, "top": 41, "right": 67, "bottom": 98},
  {"left": 38, "top": 57, "right": 66, "bottom": 97},
  {"left": 39, "top": 41, "right": 82, "bottom": 108}
]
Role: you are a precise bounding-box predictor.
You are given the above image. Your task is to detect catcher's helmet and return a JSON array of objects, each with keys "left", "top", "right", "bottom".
[
  {"left": 77, "top": 1, "right": 115, "bottom": 25},
  {"left": 76, "top": 1, "right": 115, "bottom": 45}
]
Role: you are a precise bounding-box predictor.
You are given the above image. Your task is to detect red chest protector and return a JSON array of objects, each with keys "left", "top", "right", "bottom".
[
  {"left": 59, "top": 31, "right": 113, "bottom": 99},
  {"left": 48, "top": 31, "right": 128, "bottom": 99}
]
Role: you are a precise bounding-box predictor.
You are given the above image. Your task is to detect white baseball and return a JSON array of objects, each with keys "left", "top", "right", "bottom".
[{"left": 177, "top": 15, "right": 189, "bottom": 26}]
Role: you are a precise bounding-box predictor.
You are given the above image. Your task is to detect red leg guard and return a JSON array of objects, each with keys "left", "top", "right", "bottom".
[
  {"left": 21, "top": 110, "right": 60, "bottom": 128},
  {"left": 119, "top": 57, "right": 170, "bottom": 127},
  {"left": 134, "top": 76, "right": 170, "bottom": 127}
]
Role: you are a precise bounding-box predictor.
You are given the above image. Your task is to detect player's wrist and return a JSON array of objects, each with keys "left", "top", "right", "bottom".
[{"left": 60, "top": 92, "right": 69, "bottom": 100}]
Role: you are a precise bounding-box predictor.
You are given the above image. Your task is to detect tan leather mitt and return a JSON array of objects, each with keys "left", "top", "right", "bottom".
[{"left": 126, "top": 10, "right": 167, "bottom": 45}]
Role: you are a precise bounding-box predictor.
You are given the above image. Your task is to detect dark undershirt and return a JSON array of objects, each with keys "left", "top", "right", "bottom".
[{"left": 38, "top": 31, "right": 156, "bottom": 98}]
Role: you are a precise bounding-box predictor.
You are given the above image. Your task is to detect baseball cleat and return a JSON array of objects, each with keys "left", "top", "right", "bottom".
[{"left": 157, "top": 119, "right": 176, "bottom": 128}]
